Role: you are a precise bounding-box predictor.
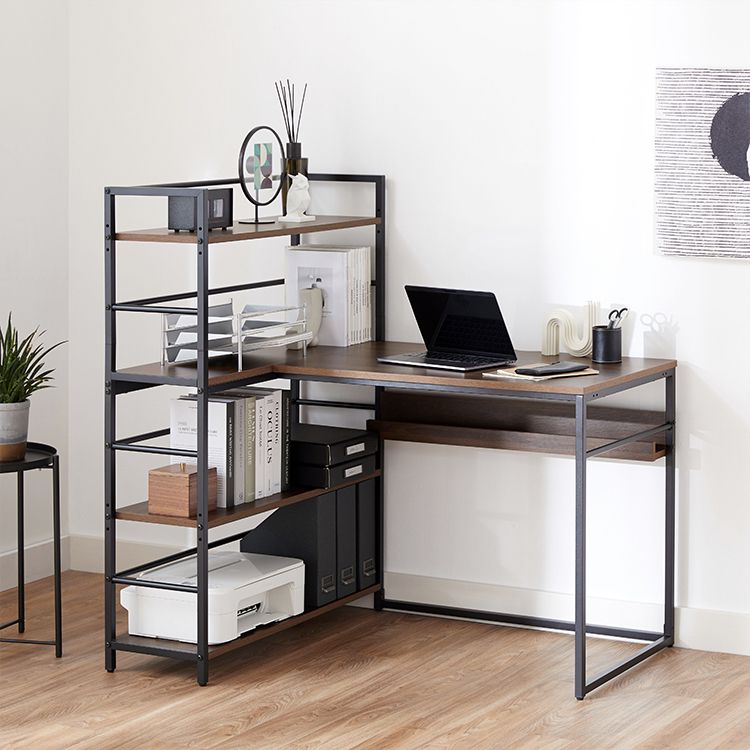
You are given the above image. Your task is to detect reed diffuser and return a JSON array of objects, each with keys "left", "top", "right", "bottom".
[{"left": 275, "top": 79, "right": 309, "bottom": 215}]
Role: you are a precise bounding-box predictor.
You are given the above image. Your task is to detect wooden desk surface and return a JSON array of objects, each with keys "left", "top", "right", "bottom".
[{"left": 119, "top": 342, "right": 676, "bottom": 397}]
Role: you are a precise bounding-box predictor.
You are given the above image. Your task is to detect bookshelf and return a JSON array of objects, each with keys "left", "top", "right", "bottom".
[{"left": 104, "top": 174, "right": 386, "bottom": 686}]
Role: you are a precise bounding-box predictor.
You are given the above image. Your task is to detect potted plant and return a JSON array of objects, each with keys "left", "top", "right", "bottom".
[{"left": 0, "top": 314, "right": 65, "bottom": 462}]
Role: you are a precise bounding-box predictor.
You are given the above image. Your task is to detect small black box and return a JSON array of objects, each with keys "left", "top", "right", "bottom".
[
  {"left": 292, "top": 454, "right": 377, "bottom": 489},
  {"left": 168, "top": 188, "right": 233, "bottom": 231},
  {"left": 291, "top": 424, "right": 378, "bottom": 467}
]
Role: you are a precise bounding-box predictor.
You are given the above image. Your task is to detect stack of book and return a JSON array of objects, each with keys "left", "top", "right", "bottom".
[
  {"left": 169, "top": 388, "right": 291, "bottom": 509},
  {"left": 285, "top": 245, "right": 372, "bottom": 347}
]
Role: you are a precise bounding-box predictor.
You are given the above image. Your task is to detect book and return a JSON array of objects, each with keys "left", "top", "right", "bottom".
[
  {"left": 169, "top": 398, "right": 235, "bottom": 509},
  {"left": 219, "top": 391, "right": 257, "bottom": 503},
  {"left": 482, "top": 364, "right": 599, "bottom": 382},
  {"left": 285, "top": 245, "right": 372, "bottom": 347}
]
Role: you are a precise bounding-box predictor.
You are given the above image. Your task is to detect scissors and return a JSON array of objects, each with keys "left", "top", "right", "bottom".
[
  {"left": 607, "top": 307, "right": 629, "bottom": 329},
  {"left": 641, "top": 313, "right": 669, "bottom": 332}
]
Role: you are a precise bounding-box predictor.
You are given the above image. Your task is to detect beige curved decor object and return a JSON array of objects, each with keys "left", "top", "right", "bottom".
[{"left": 542, "top": 301, "right": 599, "bottom": 358}]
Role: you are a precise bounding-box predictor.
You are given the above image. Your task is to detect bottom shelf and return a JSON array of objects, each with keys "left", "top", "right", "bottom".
[{"left": 112, "top": 583, "right": 382, "bottom": 662}]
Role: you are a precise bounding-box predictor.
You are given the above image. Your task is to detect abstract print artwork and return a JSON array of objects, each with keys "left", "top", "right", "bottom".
[
  {"left": 656, "top": 68, "right": 750, "bottom": 258},
  {"left": 253, "top": 142, "right": 273, "bottom": 190}
]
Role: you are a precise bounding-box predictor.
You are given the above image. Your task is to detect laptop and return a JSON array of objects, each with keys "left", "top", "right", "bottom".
[{"left": 377, "top": 286, "right": 517, "bottom": 372}]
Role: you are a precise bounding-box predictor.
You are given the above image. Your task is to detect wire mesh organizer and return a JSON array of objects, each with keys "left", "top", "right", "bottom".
[{"left": 161, "top": 301, "right": 313, "bottom": 368}]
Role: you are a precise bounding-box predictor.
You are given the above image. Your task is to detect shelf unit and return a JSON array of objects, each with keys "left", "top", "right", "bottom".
[{"left": 105, "top": 174, "right": 386, "bottom": 686}]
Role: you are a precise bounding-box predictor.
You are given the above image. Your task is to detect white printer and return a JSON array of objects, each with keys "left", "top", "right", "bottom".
[{"left": 121, "top": 551, "right": 305, "bottom": 645}]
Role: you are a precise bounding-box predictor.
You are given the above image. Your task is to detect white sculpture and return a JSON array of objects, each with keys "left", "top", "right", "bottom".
[
  {"left": 542, "top": 301, "right": 599, "bottom": 357},
  {"left": 279, "top": 172, "right": 316, "bottom": 223}
]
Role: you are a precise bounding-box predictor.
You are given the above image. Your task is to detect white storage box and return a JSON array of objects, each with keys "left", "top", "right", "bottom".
[{"left": 121, "top": 551, "right": 304, "bottom": 645}]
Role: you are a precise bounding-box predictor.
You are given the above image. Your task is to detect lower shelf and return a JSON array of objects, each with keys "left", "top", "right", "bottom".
[{"left": 112, "top": 583, "right": 382, "bottom": 662}]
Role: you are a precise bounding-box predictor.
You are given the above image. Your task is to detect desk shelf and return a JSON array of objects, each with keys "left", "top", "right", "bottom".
[
  {"left": 368, "top": 391, "right": 667, "bottom": 462},
  {"left": 116, "top": 470, "right": 382, "bottom": 527}
]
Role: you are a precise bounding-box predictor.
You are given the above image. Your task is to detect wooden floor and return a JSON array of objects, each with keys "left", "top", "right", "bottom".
[{"left": 1, "top": 573, "right": 749, "bottom": 750}]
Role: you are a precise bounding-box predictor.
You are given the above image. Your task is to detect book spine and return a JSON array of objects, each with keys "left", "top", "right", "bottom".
[
  {"left": 255, "top": 396, "right": 265, "bottom": 499},
  {"left": 263, "top": 395, "right": 275, "bottom": 496},
  {"left": 234, "top": 397, "right": 245, "bottom": 504},
  {"left": 270, "top": 391, "right": 281, "bottom": 495},
  {"left": 280, "top": 390, "right": 290, "bottom": 492},
  {"left": 348, "top": 248, "right": 355, "bottom": 345},
  {"left": 246, "top": 396, "right": 255, "bottom": 502},
  {"left": 224, "top": 401, "right": 235, "bottom": 509}
]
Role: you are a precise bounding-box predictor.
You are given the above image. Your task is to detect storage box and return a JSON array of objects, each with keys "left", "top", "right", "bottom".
[
  {"left": 292, "top": 454, "right": 377, "bottom": 489},
  {"left": 121, "top": 551, "right": 304, "bottom": 645},
  {"left": 148, "top": 463, "right": 217, "bottom": 518},
  {"left": 168, "top": 188, "right": 233, "bottom": 231},
  {"left": 291, "top": 424, "right": 378, "bottom": 467}
]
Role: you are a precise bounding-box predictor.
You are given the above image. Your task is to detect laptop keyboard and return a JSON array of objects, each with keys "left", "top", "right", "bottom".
[{"left": 427, "top": 351, "right": 507, "bottom": 364}]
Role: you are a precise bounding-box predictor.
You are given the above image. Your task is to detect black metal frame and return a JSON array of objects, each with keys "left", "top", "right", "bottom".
[
  {"left": 288, "top": 367, "right": 675, "bottom": 699},
  {"left": 103, "top": 171, "right": 675, "bottom": 699},
  {"left": 103, "top": 174, "right": 385, "bottom": 685},
  {"left": 0, "top": 444, "right": 62, "bottom": 657}
]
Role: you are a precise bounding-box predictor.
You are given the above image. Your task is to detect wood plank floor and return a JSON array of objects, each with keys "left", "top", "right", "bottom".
[{"left": 1, "top": 572, "right": 749, "bottom": 750}]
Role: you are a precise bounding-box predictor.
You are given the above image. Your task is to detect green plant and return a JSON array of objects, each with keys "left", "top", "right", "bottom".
[{"left": 0, "top": 314, "right": 66, "bottom": 404}]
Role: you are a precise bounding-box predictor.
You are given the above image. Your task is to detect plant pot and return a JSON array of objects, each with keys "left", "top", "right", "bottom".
[{"left": 0, "top": 401, "right": 30, "bottom": 462}]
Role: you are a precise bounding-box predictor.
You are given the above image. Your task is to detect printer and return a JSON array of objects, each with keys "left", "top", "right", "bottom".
[{"left": 121, "top": 551, "right": 305, "bottom": 645}]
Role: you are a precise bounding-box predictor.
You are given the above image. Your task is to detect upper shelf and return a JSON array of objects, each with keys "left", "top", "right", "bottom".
[{"left": 115, "top": 215, "right": 381, "bottom": 244}]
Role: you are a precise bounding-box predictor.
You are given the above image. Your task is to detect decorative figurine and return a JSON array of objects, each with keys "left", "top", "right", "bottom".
[
  {"left": 542, "top": 301, "right": 599, "bottom": 357},
  {"left": 279, "top": 172, "right": 316, "bottom": 223}
]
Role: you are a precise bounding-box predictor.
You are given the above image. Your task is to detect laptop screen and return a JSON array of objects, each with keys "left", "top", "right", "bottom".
[{"left": 405, "top": 286, "right": 516, "bottom": 358}]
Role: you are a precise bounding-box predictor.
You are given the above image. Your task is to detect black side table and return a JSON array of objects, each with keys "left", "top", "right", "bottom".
[{"left": 0, "top": 443, "right": 62, "bottom": 657}]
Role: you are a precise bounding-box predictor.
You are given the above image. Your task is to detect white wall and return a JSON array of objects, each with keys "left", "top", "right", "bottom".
[
  {"left": 0, "top": 0, "right": 69, "bottom": 584},
  {"left": 62, "top": 0, "right": 750, "bottom": 650}
]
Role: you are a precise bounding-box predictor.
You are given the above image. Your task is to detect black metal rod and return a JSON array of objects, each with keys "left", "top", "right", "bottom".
[
  {"left": 196, "top": 192, "right": 210, "bottom": 687},
  {"left": 118, "top": 279, "right": 284, "bottom": 308},
  {"left": 374, "top": 176, "right": 386, "bottom": 341},
  {"left": 586, "top": 423, "right": 671, "bottom": 459},
  {"left": 575, "top": 394, "right": 587, "bottom": 700},
  {"left": 111, "top": 442, "right": 197, "bottom": 458},
  {"left": 664, "top": 372, "right": 676, "bottom": 643},
  {"left": 293, "top": 398, "right": 375, "bottom": 411},
  {"left": 17, "top": 472, "right": 24, "bottom": 633},
  {"left": 116, "top": 529, "right": 253, "bottom": 580},
  {"left": 0, "top": 637, "right": 57, "bottom": 647},
  {"left": 104, "top": 187, "right": 117, "bottom": 674},
  {"left": 107, "top": 185, "right": 204, "bottom": 198},
  {"left": 111, "top": 304, "right": 197, "bottom": 315},
  {"left": 308, "top": 173, "right": 386, "bottom": 183},
  {"left": 112, "top": 639, "right": 198, "bottom": 662},
  {"left": 584, "top": 369, "right": 674, "bottom": 401},
  {"left": 585, "top": 638, "right": 668, "bottom": 695},
  {"left": 111, "top": 372, "right": 198, "bottom": 388},
  {"left": 116, "top": 428, "right": 170, "bottom": 445},
  {"left": 0, "top": 619, "right": 20, "bottom": 630},
  {"left": 379, "top": 600, "right": 662, "bottom": 642},
  {"left": 110, "top": 576, "right": 198, "bottom": 593},
  {"left": 52, "top": 455, "right": 62, "bottom": 657}
]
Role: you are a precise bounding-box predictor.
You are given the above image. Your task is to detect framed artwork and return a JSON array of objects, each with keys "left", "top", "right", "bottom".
[{"left": 656, "top": 68, "right": 750, "bottom": 258}]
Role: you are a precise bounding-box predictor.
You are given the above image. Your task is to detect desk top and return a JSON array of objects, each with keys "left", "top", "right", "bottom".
[{"left": 120, "top": 342, "right": 676, "bottom": 398}]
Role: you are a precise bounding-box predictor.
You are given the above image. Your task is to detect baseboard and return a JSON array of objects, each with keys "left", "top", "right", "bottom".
[
  {"left": 0, "top": 537, "right": 71, "bottom": 592},
  {"left": 379, "top": 572, "right": 750, "bottom": 657},
  {"left": 59, "top": 539, "right": 750, "bottom": 657}
]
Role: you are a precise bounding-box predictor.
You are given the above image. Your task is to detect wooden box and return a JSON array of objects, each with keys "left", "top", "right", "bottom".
[{"left": 148, "top": 463, "right": 218, "bottom": 518}]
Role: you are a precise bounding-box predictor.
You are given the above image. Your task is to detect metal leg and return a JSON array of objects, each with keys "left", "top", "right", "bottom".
[
  {"left": 17, "top": 472, "right": 25, "bottom": 634},
  {"left": 196, "top": 191, "right": 210, "bottom": 687},
  {"left": 373, "top": 386, "right": 385, "bottom": 611},
  {"left": 574, "top": 395, "right": 587, "bottom": 700},
  {"left": 104, "top": 187, "right": 117, "bottom": 673},
  {"left": 664, "top": 371, "right": 676, "bottom": 645},
  {"left": 52, "top": 456, "right": 62, "bottom": 657}
]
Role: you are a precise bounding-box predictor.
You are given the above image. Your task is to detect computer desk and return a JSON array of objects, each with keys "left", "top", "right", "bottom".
[{"left": 122, "top": 340, "right": 677, "bottom": 699}]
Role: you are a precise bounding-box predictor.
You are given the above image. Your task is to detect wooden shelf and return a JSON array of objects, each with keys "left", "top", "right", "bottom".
[
  {"left": 367, "top": 390, "right": 668, "bottom": 462},
  {"left": 115, "top": 215, "right": 380, "bottom": 244},
  {"left": 116, "top": 470, "right": 382, "bottom": 527},
  {"left": 113, "top": 584, "right": 382, "bottom": 661}
]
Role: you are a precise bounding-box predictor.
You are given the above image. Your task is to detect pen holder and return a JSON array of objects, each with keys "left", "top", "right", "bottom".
[{"left": 591, "top": 325, "right": 622, "bottom": 364}]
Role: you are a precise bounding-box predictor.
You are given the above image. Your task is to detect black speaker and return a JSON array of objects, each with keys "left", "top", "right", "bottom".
[{"left": 168, "top": 188, "right": 233, "bottom": 231}]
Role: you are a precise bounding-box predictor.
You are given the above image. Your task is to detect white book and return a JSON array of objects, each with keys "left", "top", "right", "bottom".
[
  {"left": 230, "top": 396, "right": 245, "bottom": 504},
  {"left": 362, "top": 246, "right": 372, "bottom": 342},
  {"left": 255, "top": 395, "right": 265, "bottom": 498},
  {"left": 285, "top": 247, "right": 349, "bottom": 347},
  {"left": 170, "top": 398, "right": 232, "bottom": 508}
]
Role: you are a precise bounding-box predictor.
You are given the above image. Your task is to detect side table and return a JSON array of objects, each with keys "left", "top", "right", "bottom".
[{"left": 0, "top": 443, "right": 62, "bottom": 657}]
